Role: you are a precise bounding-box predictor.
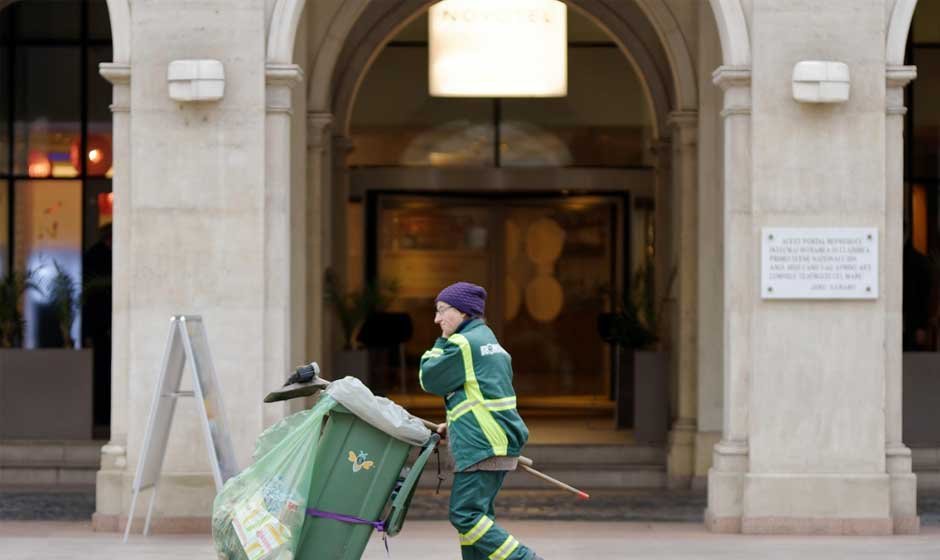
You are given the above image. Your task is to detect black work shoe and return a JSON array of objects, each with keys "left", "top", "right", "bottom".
[{"left": 263, "top": 362, "right": 329, "bottom": 403}]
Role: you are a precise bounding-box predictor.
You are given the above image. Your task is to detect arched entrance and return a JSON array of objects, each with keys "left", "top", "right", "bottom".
[{"left": 296, "top": 0, "right": 703, "bottom": 487}]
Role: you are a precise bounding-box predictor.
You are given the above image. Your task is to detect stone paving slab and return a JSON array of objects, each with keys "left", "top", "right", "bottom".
[
  {"left": 3, "top": 487, "right": 940, "bottom": 525},
  {"left": 1, "top": 521, "right": 940, "bottom": 560}
]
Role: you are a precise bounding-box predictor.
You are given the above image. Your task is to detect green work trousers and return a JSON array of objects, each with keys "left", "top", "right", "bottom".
[{"left": 449, "top": 470, "right": 533, "bottom": 560}]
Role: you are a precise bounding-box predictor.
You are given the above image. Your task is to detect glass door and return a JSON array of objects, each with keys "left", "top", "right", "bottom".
[{"left": 371, "top": 193, "right": 624, "bottom": 399}]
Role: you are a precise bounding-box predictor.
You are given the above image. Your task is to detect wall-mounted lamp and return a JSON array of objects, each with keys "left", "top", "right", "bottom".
[
  {"left": 167, "top": 59, "right": 225, "bottom": 102},
  {"left": 792, "top": 61, "right": 849, "bottom": 103}
]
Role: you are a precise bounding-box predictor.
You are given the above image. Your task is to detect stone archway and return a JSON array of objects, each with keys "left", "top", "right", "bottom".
[
  {"left": 326, "top": 1, "right": 687, "bottom": 141},
  {"left": 295, "top": 0, "right": 705, "bottom": 486}
]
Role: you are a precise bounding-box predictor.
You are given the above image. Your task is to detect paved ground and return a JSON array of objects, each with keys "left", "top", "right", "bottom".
[
  {"left": 3, "top": 487, "right": 940, "bottom": 559},
  {"left": 1, "top": 520, "right": 940, "bottom": 560}
]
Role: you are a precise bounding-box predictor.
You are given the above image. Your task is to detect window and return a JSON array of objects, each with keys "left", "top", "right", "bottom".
[
  {"left": 0, "top": 0, "right": 112, "bottom": 348},
  {"left": 904, "top": 2, "right": 940, "bottom": 352}
]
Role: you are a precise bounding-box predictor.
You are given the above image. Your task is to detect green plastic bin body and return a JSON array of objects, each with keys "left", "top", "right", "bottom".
[{"left": 295, "top": 405, "right": 435, "bottom": 560}]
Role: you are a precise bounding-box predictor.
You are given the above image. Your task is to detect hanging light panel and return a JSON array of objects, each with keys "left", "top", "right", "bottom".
[{"left": 429, "top": 0, "right": 567, "bottom": 97}]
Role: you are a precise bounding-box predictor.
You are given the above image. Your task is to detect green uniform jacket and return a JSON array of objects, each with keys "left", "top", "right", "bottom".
[{"left": 419, "top": 318, "right": 529, "bottom": 472}]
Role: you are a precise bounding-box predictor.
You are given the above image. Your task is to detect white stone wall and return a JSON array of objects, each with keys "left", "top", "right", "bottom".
[
  {"left": 749, "top": 0, "right": 886, "bottom": 474},
  {"left": 695, "top": 0, "right": 725, "bottom": 483},
  {"left": 739, "top": 0, "right": 900, "bottom": 530},
  {"left": 105, "top": 0, "right": 271, "bottom": 525}
]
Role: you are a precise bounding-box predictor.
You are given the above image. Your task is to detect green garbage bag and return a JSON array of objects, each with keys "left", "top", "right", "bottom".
[{"left": 212, "top": 395, "right": 337, "bottom": 560}]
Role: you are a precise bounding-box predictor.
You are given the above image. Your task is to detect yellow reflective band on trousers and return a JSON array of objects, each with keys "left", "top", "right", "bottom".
[
  {"left": 418, "top": 348, "right": 444, "bottom": 391},
  {"left": 458, "top": 515, "right": 494, "bottom": 546},
  {"left": 447, "top": 333, "right": 509, "bottom": 455},
  {"left": 489, "top": 535, "right": 520, "bottom": 560}
]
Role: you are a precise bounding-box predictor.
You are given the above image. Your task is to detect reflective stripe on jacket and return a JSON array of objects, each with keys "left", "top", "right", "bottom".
[{"left": 419, "top": 318, "right": 528, "bottom": 471}]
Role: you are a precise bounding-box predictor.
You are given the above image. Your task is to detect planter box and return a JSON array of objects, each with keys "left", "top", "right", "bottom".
[
  {"left": 0, "top": 349, "right": 93, "bottom": 439},
  {"left": 903, "top": 352, "right": 940, "bottom": 446},
  {"left": 633, "top": 350, "right": 669, "bottom": 444},
  {"left": 613, "top": 348, "right": 669, "bottom": 442}
]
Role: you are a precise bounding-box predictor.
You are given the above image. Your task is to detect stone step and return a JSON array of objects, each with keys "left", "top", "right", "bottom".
[
  {"left": 402, "top": 489, "right": 706, "bottom": 522},
  {"left": 0, "top": 440, "right": 102, "bottom": 487}
]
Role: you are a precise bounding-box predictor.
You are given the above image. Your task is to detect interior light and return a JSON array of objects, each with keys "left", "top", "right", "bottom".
[
  {"left": 429, "top": 0, "right": 567, "bottom": 97},
  {"left": 27, "top": 150, "right": 51, "bottom": 178}
]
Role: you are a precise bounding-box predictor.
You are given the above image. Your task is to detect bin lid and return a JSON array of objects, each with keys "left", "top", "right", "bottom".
[{"left": 325, "top": 377, "right": 431, "bottom": 446}]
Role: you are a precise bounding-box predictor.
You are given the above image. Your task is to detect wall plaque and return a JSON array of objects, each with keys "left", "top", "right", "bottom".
[{"left": 761, "top": 227, "right": 878, "bottom": 299}]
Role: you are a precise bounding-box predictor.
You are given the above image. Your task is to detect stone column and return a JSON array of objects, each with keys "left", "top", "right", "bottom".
[
  {"left": 667, "top": 110, "right": 699, "bottom": 488},
  {"left": 705, "top": 65, "right": 751, "bottom": 533},
  {"left": 323, "top": 135, "right": 355, "bottom": 367},
  {"left": 93, "top": 62, "right": 131, "bottom": 530},
  {"left": 306, "top": 112, "right": 333, "bottom": 375},
  {"left": 694, "top": 1, "right": 725, "bottom": 489},
  {"left": 651, "top": 138, "right": 673, "bottom": 364},
  {"left": 331, "top": 134, "right": 354, "bottom": 294},
  {"left": 885, "top": 65, "right": 919, "bottom": 534},
  {"left": 263, "top": 63, "right": 304, "bottom": 428}
]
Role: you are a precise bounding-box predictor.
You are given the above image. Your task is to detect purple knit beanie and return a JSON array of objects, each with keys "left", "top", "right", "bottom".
[{"left": 436, "top": 282, "right": 487, "bottom": 317}]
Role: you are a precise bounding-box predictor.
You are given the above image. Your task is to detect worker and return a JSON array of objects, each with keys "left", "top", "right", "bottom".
[{"left": 419, "top": 281, "right": 544, "bottom": 560}]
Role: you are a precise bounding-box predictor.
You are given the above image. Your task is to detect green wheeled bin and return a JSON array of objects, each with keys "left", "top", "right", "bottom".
[{"left": 294, "top": 404, "right": 440, "bottom": 559}]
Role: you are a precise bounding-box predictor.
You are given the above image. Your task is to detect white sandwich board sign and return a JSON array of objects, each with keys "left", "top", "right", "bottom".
[{"left": 123, "top": 315, "right": 238, "bottom": 541}]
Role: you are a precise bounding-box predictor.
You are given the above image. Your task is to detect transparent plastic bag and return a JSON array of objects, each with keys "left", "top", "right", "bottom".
[
  {"left": 252, "top": 409, "right": 316, "bottom": 462},
  {"left": 212, "top": 395, "right": 337, "bottom": 560},
  {"left": 324, "top": 376, "right": 431, "bottom": 446}
]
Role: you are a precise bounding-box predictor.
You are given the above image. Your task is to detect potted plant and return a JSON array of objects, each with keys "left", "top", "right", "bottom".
[
  {"left": 0, "top": 268, "right": 40, "bottom": 348},
  {"left": 598, "top": 259, "right": 675, "bottom": 439},
  {"left": 324, "top": 269, "right": 397, "bottom": 386},
  {"left": 47, "top": 261, "right": 81, "bottom": 348},
  {"left": 0, "top": 262, "right": 93, "bottom": 439}
]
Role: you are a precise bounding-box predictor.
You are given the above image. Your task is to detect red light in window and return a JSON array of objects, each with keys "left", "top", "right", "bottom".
[
  {"left": 97, "top": 192, "right": 113, "bottom": 217},
  {"left": 70, "top": 134, "right": 112, "bottom": 175},
  {"left": 27, "top": 150, "right": 51, "bottom": 178}
]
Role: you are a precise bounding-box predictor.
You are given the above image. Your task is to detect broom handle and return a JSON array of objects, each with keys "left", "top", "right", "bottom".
[{"left": 519, "top": 464, "right": 590, "bottom": 501}]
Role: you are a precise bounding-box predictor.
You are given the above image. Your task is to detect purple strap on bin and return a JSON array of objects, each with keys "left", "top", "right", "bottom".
[
  {"left": 307, "top": 508, "right": 392, "bottom": 557},
  {"left": 305, "top": 508, "right": 387, "bottom": 532}
]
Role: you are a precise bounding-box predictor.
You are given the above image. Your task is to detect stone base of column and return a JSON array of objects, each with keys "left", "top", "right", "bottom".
[
  {"left": 692, "top": 430, "right": 721, "bottom": 490},
  {"left": 94, "top": 443, "right": 128, "bottom": 521},
  {"left": 741, "top": 473, "right": 893, "bottom": 535},
  {"left": 888, "top": 474, "right": 920, "bottom": 534},
  {"left": 704, "top": 439, "right": 748, "bottom": 532},
  {"left": 666, "top": 418, "right": 696, "bottom": 488},
  {"left": 93, "top": 469, "right": 217, "bottom": 533},
  {"left": 704, "top": 508, "right": 742, "bottom": 533},
  {"left": 887, "top": 445, "right": 920, "bottom": 534}
]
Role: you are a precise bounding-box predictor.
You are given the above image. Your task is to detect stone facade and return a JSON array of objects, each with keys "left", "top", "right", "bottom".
[{"left": 92, "top": 0, "right": 923, "bottom": 535}]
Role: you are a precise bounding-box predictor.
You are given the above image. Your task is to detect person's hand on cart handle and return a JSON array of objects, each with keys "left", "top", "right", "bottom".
[{"left": 435, "top": 422, "right": 448, "bottom": 441}]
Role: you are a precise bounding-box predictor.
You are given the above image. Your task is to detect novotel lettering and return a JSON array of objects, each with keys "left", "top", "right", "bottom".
[{"left": 437, "top": 8, "right": 556, "bottom": 26}]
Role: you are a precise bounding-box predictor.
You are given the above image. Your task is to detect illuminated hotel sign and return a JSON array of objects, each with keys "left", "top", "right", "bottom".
[{"left": 429, "top": 0, "right": 567, "bottom": 97}]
